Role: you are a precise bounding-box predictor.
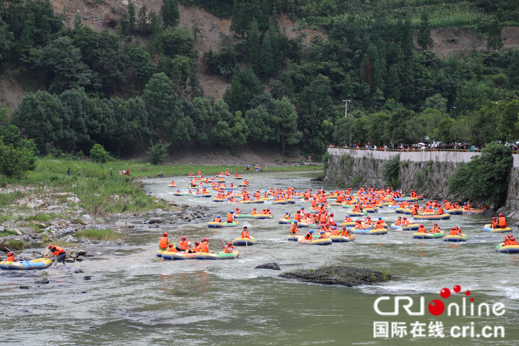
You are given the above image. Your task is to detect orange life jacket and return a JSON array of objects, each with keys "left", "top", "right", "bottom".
[
  {"left": 7, "top": 255, "right": 15, "bottom": 262},
  {"left": 499, "top": 217, "right": 507, "bottom": 228},
  {"left": 294, "top": 213, "right": 301, "bottom": 221},
  {"left": 305, "top": 233, "right": 312, "bottom": 240},
  {"left": 200, "top": 241, "right": 209, "bottom": 252},
  {"left": 395, "top": 219, "right": 402, "bottom": 226},
  {"left": 192, "top": 246, "right": 200, "bottom": 252},
  {"left": 53, "top": 246, "right": 65, "bottom": 256},
  {"left": 180, "top": 240, "right": 189, "bottom": 251},
  {"left": 224, "top": 246, "right": 234, "bottom": 253},
  {"left": 215, "top": 218, "right": 222, "bottom": 223},
  {"left": 227, "top": 213, "right": 233, "bottom": 223},
  {"left": 290, "top": 223, "right": 298, "bottom": 235},
  {"left": 159, "top": 237, "right": 169, "bottom": 249},
  {"left": 241, "top": 231, "right": 251, "bottom": 239},
  {"left": 418, "top": 226, "right": 426, "bottom": 233},
  {"left": 510, "top": 240, "right": 519, "bottom": 246}
]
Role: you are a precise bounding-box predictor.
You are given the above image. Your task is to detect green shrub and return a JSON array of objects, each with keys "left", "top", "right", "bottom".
[
  {"left": 7, "top": 240, "right": 27, "bottom": 250},
  {"left": 90, "top": 144, "right": 111, "bottom": 163},
  {"left": 147, "top": 141, "right": 171, "bottom": 165},
  {"left": 448, "top": 142, "right": 513, "bottom": 207},
  {"left": 382, "top": 154, "right": 400, "bottom": 188}
]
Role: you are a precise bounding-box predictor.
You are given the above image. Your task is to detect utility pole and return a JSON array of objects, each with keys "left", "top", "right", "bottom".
[{"left": 343, "top": 99, "right": 350, "bottom": 117}]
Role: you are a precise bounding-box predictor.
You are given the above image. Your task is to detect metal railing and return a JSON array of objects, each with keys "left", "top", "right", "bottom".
[{"left": 327, "top": 147, "right": 518, "bottom": 153}]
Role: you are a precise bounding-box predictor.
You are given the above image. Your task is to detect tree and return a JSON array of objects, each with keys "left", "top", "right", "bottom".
[
  {"left": 147, "top": 141, "right": 171, "bottom": 164},
  {"left": 90, "top": 143, "right": 111, "bottom": 163},
  {"left": 448, "top": 142, "right": 512, "bottom": 207},
  {"left": 137, "top": 4, "right": 150, "bottom": 35},
  {"left": 128, "top": 47, "right": 156, "bottom": 90},
  {"left": 507, "top": 50, "right": 519, "bottom": 88},
  {"left": 272, "top": 96, "right": 302, "bottom": 156},
  {"left": 417, "top": 11, "right": 434, "bottom": 50},
  {"left": 231, "top": 111, "right": 249, "bottom": 146},
  {"left": 210, "top": 121, "right": 232, "bottom": 147},
  {"left": 0, "top": 139, "right": 36, "bottom": 177},
  {"left": 13, "top": 91, "right": 64, "bottom": 154},
  {"left": 487, "top": 17, "right": 503, "bottom": 51},
  {"left": 437, "top": 117, "right": 455, "bottom": 143},
  {"left": 261, "top": 32, "right": 275, "bottom": 77},
  {"left": 160, "top": 0, "right": 180, "bottom": 29},
  {"left": 162, "top": 26, "right": 196, "bottom": 59},
  {"left": 248, "top": 19, "right": 261, "bottom": 75},
  {"left": 28, "top": 37, "right": 92, "bottom": 93},
  {"left": 0, "top": 19, "right": 13, "bottom": 63},
  {"left": 424, "top": 94, "right": 448, "bottom": 113},
  {"left": 128, "top": 0, "right": 136, "bottom": 33}
]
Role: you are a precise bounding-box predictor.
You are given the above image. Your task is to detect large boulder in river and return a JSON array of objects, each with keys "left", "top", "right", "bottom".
[
  {"left": 279, "top": 265, "right": 391, "bottom": 287},
  {"left": 255, "top": 263, "right": 280, "bottom": 270},
  {"left": 146, "top": 217, "right": 164, "bottom": 224}
]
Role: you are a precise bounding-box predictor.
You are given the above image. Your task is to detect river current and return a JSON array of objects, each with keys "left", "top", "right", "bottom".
[{"left": 1, "top": 170, "right": 518, "bottom": 345}]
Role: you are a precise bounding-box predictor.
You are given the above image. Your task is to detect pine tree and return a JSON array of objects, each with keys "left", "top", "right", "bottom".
[
  {"left": 160, "top": 0, "right": 180, "bottom": 29},
  {"left": 269, "top": 8, "right": 280, "bottom": 70},
  {"left": 261, "top": 32, "right": 275, "bottom": 77},
  {"left": 402, "top": 16, "right": 415, "bottom": 57},
  {"left": 507, "top": 51, "right": 519, "bottom": 88},
  {"left": 487, "top": 17, "right": 503, "bottom": 51},
  {"left": 137, "top": 4, "right": 149, "bottom": 35},
  {"left": 128, "top": 0, "right": 136, "bottom": 34},
  {"left": 248, "top": 19, "right": 261, "bottom": 75},
  {"left": 417, "top": 11, "right": 433, "bottom": 50},
  {"left": 73, "top": 13, "right": 82, "bottom": 31}
]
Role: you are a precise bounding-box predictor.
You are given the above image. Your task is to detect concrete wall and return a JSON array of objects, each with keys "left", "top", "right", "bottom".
[{"left": 328, "top": 148, "right": 519, "bottom": 167}]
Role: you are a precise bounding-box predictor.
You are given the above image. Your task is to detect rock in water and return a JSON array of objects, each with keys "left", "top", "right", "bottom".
[
  {"left": 279, "top": 265, "right": 391, "bottom": 287},
  {"left": 146, "top": 217, "right": 164, "bottom": 224},
  {"left": 157, "top": 172, "right": 164, "bottom": 177},
  {"left": 255, "top": 263, "right": 281, "bottom": 270}
]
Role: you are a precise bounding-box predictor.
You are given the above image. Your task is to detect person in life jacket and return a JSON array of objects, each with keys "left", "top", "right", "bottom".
[
  {"left": 403, "top": 217, "right": 410, "bottom": 226},
  {"left": 224, "top": 242, "right": 235, "bottom": 253},
  {"left": 417, "top": 224, "right": 427, "bottom": 233},
  {"left": 227, "top": 211, "right": 234, "bottom": 223},
  {"left": 355, "top": 219, "right": 364, "bottom": 229},
  {"left": 190, "top": 241, "right": 201, "bottom": 253},
  {"left": 179, "top": 236, "right": 190, "bottom": 251},
  {"left": 340, "top": 227, "right": 350, "bottom": 236},
  {"left": 167, "top": 244, "right": 177, "bottom": 253},
  {"left": 200, "top": 238, "right": 210, "bottom": 252},
  {"left": 437, "top": 205, "right": 444, "bottom": 215},
  {"left": 498, "top": 214, "right": 507, "bottom": 228},
  {"left": 431, "top": 223, "right": 441, "bottom": 233},
  {"left": 159, "top": 233, "right": 170, "bottom": 250},
  {"left": 449, "top": 227, "right": 458, "bottom": 236},
  {"left": 410, "top": 190, "right": 417, "bottom": 198},
  {"left": 251, "top": 208, "right": 258, "bottom": 215},
  {"left": 318, "top": 231, "right": 326, "bottom": 239},
  {"left": 344, "top": 215, "right": 352, "bottom": 223},
  {"left": 375, "top": 221, "right": 385, "bottom": 230},
  {"left": 283, "top": 212, "right": 290, "bottom": 220},
  {"left": 294, "top": 211, "right": 301, "bottom": 222},
  {"left": 444, "top": 200, "right": 451, "bottom": 209},
  {"left": 290, "top": 221, "right": 298, "bottom": 235},
  {"left": 328, "top": 213, "right": 335, "bottom": 225},
  {"left": 304, "top": 230, "right": 313, "bottom": 240},
  {"left": 47, "top": 244, "right": 67, "bottom": 266},
  {"left": 330, "top": 227, "right": 339, "bottom": 236},
  {"left": 491, "top": 217, "right": 498, "bottom": 229},
  {"left": 214, "top": 215, "right": 222, "bottom": 223},
  {"left": 6, "top": 251, "right": 17, "bottom": 262},
  {"left": 241, "top": 226, "right": 251, "bottom": 239},
  {"left": 509, "top": 236, "right": 518, "bottom": 246},
  {"left": 395, "top": 216, "right": 402, "bottom": 226}
]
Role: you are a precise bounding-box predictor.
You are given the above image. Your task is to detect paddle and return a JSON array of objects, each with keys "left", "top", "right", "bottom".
[{"left": 5, "top": 247, "right": 28, "bottom": 262}]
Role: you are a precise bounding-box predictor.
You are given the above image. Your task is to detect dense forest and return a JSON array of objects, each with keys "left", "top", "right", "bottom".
[{"left": 1, "top": 0, "right": 519, "bottom": 165}]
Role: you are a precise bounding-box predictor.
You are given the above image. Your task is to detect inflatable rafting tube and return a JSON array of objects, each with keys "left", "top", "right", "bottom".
[
  {"left": 157, "top": 250, "right": 164, "bottom": 258},
  {"left": 286, "top": 199, "right": 296, "bottom": 204},
  {"left": 495, "top": 243, "right": 519, "bottom": 254},
  {"left": 347, "top": 212, "right": 366, "bottom": 217},
  {"left": 234, "top": 214, "right": 256, "bottom": 218},
  {"left": 414, "top": 214, "right": 451, "bottom": 220},
  {"left": 287, "top": 235, "right": 301, "bottom": 241},
  {"left": 168, "top": 184, "right": 176, "bottom": 187},
  {"left": 395, "top": 208, "right": 413, "bottom": 214},
  {"left": 463, "top": 209, "right": 484, "bottom": 215},
  {"left": 232, "top": 237, "right": 256, "bottom": 246},
  {"left": 483, "top": 224, "right": 512, "bottom": 233},
  {"left": 273, "top": 200, "right": 287, "bottom": 205},
  {"left": 193, "top": 194, "right": 212, "bottom": 198},
  {"left": 446, "top": 209, "right": 464, "bottom": 215},
  {"left": 364, "top": 207, "right": 379, "bottom": 213},
  {"left": 196, "top": 251, "right": 240, "bottom": 260},
  {"left": 413, "top": 232, "right": 445, "bottom": 239},
  {"left": 207, "top": 221, "right": 239, "bottom": 228},
  {"left": 352, "top": 228, "right": 388, "bottom": 235},
  {"left": 339, "top": 221, "right": 356, "bottom": 227},
  {"left": 341, "top": 204, "right": 353, "bottom": 208},
  {"left": 443, "top": 234, "right": 468, "bottom": 242},
  {"left": 162, "top": 251, "right": 197, "bottom": 260},
  {"left": 298, "top": 238, "right": 332, "bottom": 245},
  {"left": 234, "top": 176, "right": 243, "bottom": 180},
  {"left": 0, "top": 258, "right": 53, "bottom": 270},
  {"left": 328, "top": 235, "right": 355, "bottom": 242},
  {"left": 391, "top": 224, "right": 420, "bottom": 231},
  {"left": 238, "top": 184, "right": 249, "bottom": 187},
  {"left": 254, "top": 214, "right": 273, "bottom": 219},
  {"left": 331, "top": 202, "right": 342, "bottom": 206},
  {"left": 212, "top": 198, "right": 227, "bottom": 202}
]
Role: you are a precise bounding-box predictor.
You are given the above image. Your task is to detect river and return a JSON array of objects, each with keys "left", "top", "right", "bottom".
[{"left": 1, "top": 170, "right": 518, "bottom": 345}]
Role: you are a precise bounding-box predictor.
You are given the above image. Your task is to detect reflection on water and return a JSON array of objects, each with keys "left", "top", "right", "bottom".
[{"left": 1, "top": 171, "right": 518, "bottom": 344}]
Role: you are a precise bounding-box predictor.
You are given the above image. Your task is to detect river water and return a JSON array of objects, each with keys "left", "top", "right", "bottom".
[{"left": 1, "top": 171, "right": 518, "bottom": 345}]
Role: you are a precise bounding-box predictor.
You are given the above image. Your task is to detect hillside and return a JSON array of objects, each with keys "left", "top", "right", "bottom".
[{"left": 3, "top": 0, "right": 517, "bottom": 107}]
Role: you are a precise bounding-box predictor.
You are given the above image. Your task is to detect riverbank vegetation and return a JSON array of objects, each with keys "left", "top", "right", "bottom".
[
  {"left": 75, "top": 229, "right": 123, "bottom": 241},
  {"left": 1, "top": 0, "right": 519, "bottom": 161}
]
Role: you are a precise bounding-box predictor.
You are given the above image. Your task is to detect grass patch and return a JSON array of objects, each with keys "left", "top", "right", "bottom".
[
  {"left": 1, "top": 229, "right": 18, "bottom": 236},
  {"left": 75, "top": 229, "right": 122, "bottom": 241},
  {"left": 43, "top": 241, "right": 77, "bottom": 248},
  {"left": 7, "top": 240, "right": 28, "bottom": 250}
]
